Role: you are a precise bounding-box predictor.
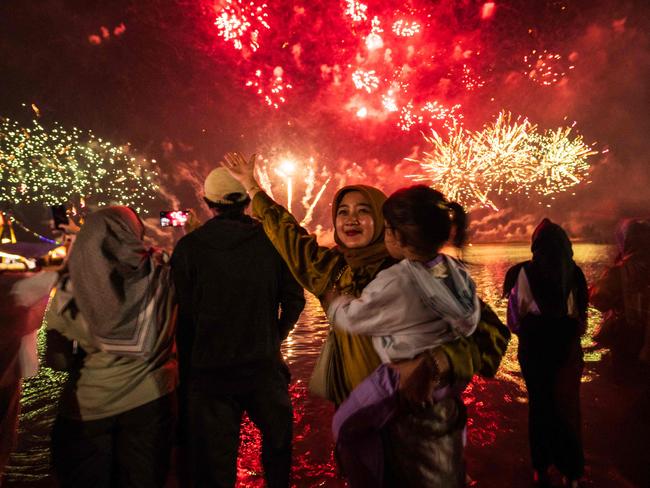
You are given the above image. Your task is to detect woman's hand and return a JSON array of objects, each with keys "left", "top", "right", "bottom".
[
  {"left": 320, "top": 286, "right": 340, "bottom": 311},
  {"left": 389, "top": 349, "right": 451, "bottom": 411},
  {"left": 223, "top": 152, "right": 259, "bottom": 193}
]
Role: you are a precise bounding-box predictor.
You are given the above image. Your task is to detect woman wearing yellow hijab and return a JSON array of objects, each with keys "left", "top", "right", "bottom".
[{"left": 224, "top": 152, "right": 508, "bottom": 486}]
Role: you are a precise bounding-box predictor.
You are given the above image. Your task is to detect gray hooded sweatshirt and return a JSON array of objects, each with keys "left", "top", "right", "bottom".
[{"left": 327, "top": 254, "right": 480, "bottom": 363}]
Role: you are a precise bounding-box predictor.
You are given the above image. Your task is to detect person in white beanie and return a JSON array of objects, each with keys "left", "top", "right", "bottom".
[{"left": 171, "top": 165, "right": 305, "bottom": 488}]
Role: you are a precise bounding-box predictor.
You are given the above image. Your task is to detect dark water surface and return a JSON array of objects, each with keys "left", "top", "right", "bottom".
[{"left": 7, "top": 243, "right": 646, "bottom": 487}]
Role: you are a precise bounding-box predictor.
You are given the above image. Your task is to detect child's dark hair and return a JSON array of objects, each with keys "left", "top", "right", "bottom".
[{"left": 382, "top": 185, "right": 468, "bottom": 254}]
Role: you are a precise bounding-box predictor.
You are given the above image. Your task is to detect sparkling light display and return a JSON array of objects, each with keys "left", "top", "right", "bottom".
[
  {"left": 412, "top": 112, "right": 596, "bottom": 210},
  {"left": 527, "top": 127, "right": 596, "bottom": 195},
  {"left": 344, "top": 0, "right": 368, "bottom": 23},
  {"left": 202, "top": 0, "right": 602, "bottom": 219},
  {"left": 391, "top": 20, "right": 421, "bottom": 37},
  {"left": 381, "top": 90, "right": 399, "bottom": 112},
  {"left": 411, "top": 125, "right": 495, "bottom": 209},
  {"left": 204, "top": 0, "right": 587, "bottom": 142},
  {"left": 365, "top": 16, "right": 384, "bottom": 51},
  {"left": 399, "top": 100, "right": 463, "bottom": 132},
  {"left": 214, "top": 0, "right": 270, "bottom": 52},
  {"left": 524, "top": 49, "right": 575, "bottom": 86},
  {"left": 245, "top": 67, "right": 293, "bottom": 108},
  {"left": 474, "top": 112, "right": 536, "bottom": 195},
  {"left": 0, "top": 117, "right": 159, "bottom": 213},
  {"left": 209, "top": 0, "right": 476, "bottom": 130},
  {"left": 255, "top": 155, "right": 330, "bottom": 225},
  {"left": 352, "top": 69, "right": 380, "bottom": 93},
  {"left": 460, "top": 64, "right": 486, "bottom": 91}
]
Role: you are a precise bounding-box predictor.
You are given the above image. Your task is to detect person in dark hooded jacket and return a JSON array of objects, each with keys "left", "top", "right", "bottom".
[
  {"left": 503, "top": 219, "right": 588, "bottom": 488},
  {"left": 590, "top": 218, "right": 650, "bottom": 373},
  {"left": 171, "top": 167, "right": 305, "bottom": 488}
]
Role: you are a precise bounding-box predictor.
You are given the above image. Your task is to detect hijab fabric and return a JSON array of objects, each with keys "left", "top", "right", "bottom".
[
  {"left": 68, "top": 206, "right": 153, "bottom": 342},
  {"left": 526, "top": 218, "right": 577, "bottom": 318},
  {"left": 615, "top": 218, "right": 650, "bottom": 259},
  {"left": 613, "top": 219, "right": 650, "bottom": 332},
  {"left": 327, "top": 185, "right": 393, "bottom": 403},
  {"left": 615, "top": 218, "right": 650, "bottom": 287},
  {"left": 331, "top": 185, "right": 391, "bottom": 272}
]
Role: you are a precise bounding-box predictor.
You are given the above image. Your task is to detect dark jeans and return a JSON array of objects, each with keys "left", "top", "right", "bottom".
[
  {"left": 51, "top": 393, "right": 176, "bottom": 488},
  {"left": 520, "top": 342, "right": 584, "bottom": 480},
  {"left": 185, "top": 368, "right": 292, "bottom": 488}
]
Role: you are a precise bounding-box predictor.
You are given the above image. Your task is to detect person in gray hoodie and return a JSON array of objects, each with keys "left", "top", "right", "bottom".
[
  {"left": 171, "top": 167, "right": 305, "bottom": 488},
  {"left": 323, "top": 185, "right": 480, "bottom": 488}
]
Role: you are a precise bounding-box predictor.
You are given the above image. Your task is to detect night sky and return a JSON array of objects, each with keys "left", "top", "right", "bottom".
[{"left": 1, "top": 0, "right": 649, "bottom": 246}]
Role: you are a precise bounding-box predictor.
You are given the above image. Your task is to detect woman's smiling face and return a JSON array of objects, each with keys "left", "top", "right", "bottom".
[{"left": 335, "top": 191, "right": 375, "bottom": 249}]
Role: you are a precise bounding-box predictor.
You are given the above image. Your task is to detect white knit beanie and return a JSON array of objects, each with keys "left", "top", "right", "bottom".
[{"left": 204, "top": 167, "right": 248, "bottom": 204}]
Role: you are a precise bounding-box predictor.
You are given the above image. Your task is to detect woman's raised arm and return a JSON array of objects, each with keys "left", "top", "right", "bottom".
[{"left": 224, "top": 152, "right": 341, "bottom": 296}]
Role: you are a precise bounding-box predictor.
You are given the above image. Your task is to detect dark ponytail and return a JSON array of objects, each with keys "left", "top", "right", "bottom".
[
  {"left": 382, "top": 185, "right": 467, "bottom": 254},
  {"left": 446, "top": 201, "right": 468, "bottom": 248}
]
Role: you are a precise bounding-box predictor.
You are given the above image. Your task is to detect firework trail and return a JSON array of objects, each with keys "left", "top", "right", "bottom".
[
  {"left": 202, "top": 0, "right": 595, "bottom": 215},
  {"left": 412, "top": 112, "right": 596, "bottom": 210},
  {"left": 256, "top": 154, "right": 330, "bottom": 226},
  {"left": 207, "top": 0, "right": 496, "bottom": 132},
  {"left": 474, "top": 112, "right": 537, "bottom": 196},
  {"left": 4, "top": 1, "right": 593, "bottom": 222},
  {"left": 410, "top": 124, "right": 496, "bottom": 210},
  {"left": 301, "top": 175, "right": 331, "bottom": 227},
  {"left": 528, "top": 127, "right": 596, "bottom": 195},
  {"left": 523, "top": 49, "right": 575, "bottom": 87},
  {"left": 214, "top": 0, "right": 270, "bottom": 53}
]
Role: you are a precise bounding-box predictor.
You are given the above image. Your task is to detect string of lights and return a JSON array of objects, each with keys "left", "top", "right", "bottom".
[{"left": 8, "top": 216, "right": 57, "bottom": 244}]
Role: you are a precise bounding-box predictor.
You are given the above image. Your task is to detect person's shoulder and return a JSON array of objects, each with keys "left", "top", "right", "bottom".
[
  {"left": 221, "top": 215, "right": 263, "bottom": 234},
  {"left": 173, "top": 231, "right": 194, "bottom": 249},
  {"left": 171, "top": 230, "right": 201, "bottom": 259},
  {"left": 374, "top": 260, "right": 409, "bottom": 284},
  {"left": 503, "top": 261, "right": 528, "bottom": 296},
  {"left": 243, "top": 219, "right": 273, "bottom": 242},
  {"left": 379, "top": 259, "right": 407, "bottom": 273},
  {"left": 505, "top": 260, "right": 528, "bottom": 275},
  {"left": 440, "top": 253, "right": 468, "bottom": 270},
  {"left": 181, "top": 216, "right": 232, "bottom": 240}
]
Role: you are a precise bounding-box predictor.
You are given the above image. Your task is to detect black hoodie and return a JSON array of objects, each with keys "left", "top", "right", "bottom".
[{"left": 171, "top": 214, "right": 305, "bottom": 389}]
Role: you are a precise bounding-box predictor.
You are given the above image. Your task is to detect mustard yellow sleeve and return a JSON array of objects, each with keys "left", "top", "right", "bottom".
[
  {"left": 252, "top": 191, "right": 341, "bottom": 296},
  {"left": 440, "top": 300, "right": 511, "bottom": 382}
]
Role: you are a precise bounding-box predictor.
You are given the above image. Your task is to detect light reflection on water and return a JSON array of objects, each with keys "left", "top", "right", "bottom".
[{"left": 5, "top": 244, "right": 612, "bottom": 487}]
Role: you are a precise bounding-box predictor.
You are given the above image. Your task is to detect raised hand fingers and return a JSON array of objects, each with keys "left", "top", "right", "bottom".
[
  {"left": 223, "top": 152, "right": 254, "bottom": 172},
  {"left": 223, "top": 152, "right": 242, "bottom": 168},
  {"left": 222, "top": 152, "right": 258, "bottom": 189}
]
